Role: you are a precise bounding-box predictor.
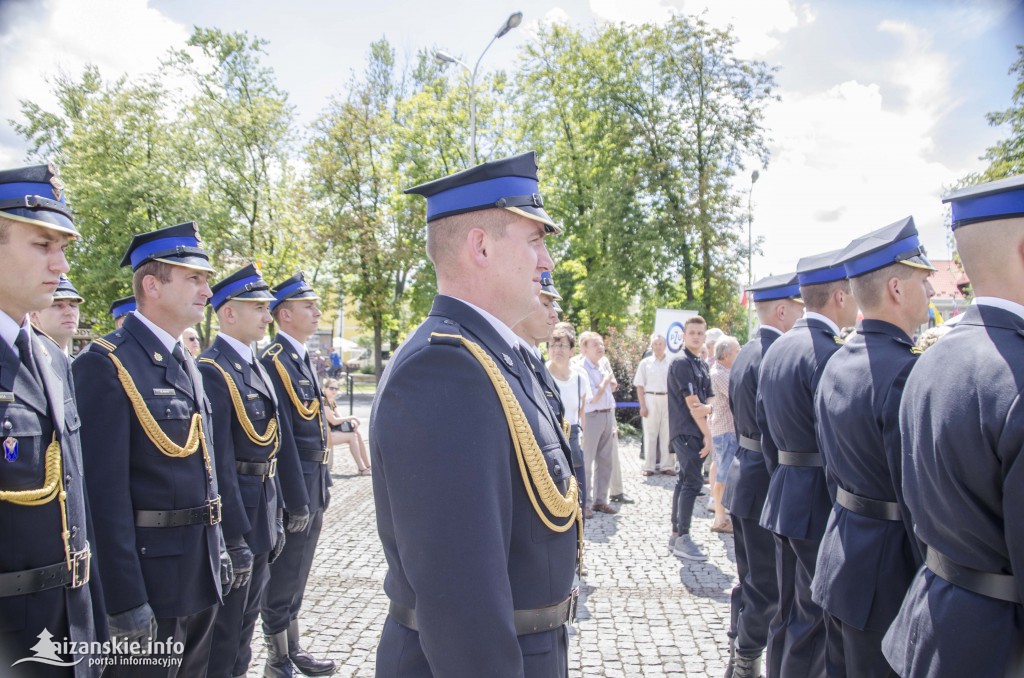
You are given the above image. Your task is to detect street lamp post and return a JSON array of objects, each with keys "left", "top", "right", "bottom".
[
  {"left": 434, "top": 11, "right": 523, "bottom": 164},
  {"left": 747, "top": 169, "right": 760, "bottom": 339}
]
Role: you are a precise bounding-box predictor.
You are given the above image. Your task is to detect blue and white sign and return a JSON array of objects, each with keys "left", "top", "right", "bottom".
[{"left": 653, "top": 308, "right": 699, "bottom": 358}]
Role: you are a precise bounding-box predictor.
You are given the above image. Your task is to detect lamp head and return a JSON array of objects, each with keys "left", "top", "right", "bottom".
[{"left": 496, "top": 11, "right": 523, "bottom": 38}]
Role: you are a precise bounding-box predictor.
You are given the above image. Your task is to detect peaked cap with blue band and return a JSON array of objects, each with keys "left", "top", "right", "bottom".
[
  {"left": 797, "top": 248, "right": 848, "bottom": 286},
  {"left": 120, "top": 221, "right": 214, "bottom": 272},
  {"left": 270, "top": 272, "right": 319, "bottom": 312},
  {"left": 404, "top": 151, "right": 562, "bottom": 234},
  {"left": 836, "top": 216, "right": 936, "bottom": 278},
  {"left": 943, "top": 174, "right": 1024, "bottom": 231},
  {"left": 749, "top": 272, "right": 802, "bottom": 303},
  {"left": 109, "top": 295, "right": 136, "bottom": 320},
  {"left": 210, "top": 263, "right": 275, "bottom": 310},
  {"left": 0, "top": 164, "right": 78, "bottom": 237},
  {"left": 53, "top": 274, "right": 84, "bottom": 302},
  {"left": 539, "top": 271, "right": 562, "bottom": 312}
]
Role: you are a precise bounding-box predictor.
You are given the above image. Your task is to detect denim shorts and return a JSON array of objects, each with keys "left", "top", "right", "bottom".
[{"left": 712, "top": 432, "right": 738, "bottom": 484}]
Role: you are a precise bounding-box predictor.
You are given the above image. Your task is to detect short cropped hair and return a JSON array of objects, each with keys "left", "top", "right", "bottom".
[
  {"left": 426, "top": 208, "right": 516, "bottom": 268},
  {"left": 132, "top": 260, "right": 175, "bottom": 300},
  {"left": 684, "top": 315, "right": 706, "bottom": 329},
  {"left": 850, "top": 263, "right": 917, "bottom": 311},
  {"left": 649, "top": 333, "right": 665, "bottom": 346},
  {"left": 799, "top": 280, "right": 850, "bottom": 311}
]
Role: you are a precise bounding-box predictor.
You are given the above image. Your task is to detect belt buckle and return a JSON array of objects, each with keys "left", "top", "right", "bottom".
[
  {"left": 321, "top": 448, "right": 330, "bottom": 465},
  {"left": 207, "top": 496, "right": 223, "bottom": 525},
  {"left": 69, "top": 547, "right": 90, "bottom": 588},
  {"left": 267, "top": 457, "right": 278, "bottom": 478},
  {"left": 567, "top": 586, "right": 580, "bottom": 624}
]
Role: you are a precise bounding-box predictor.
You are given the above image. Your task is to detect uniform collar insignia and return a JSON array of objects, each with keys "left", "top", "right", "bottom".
[
  {"left": 502, "top": 353, "right": 513, "bottom": 368},
  {"left": 234, "top": 362, "right": 243, "bottom": 371},
  {"left": 153, "top": 351, "right": 163, "bottom": 362}
]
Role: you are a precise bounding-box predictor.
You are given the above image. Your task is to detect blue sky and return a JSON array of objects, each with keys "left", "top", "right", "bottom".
[{"left": 1, "top": 0, "right": 1022, "bottom": 280}]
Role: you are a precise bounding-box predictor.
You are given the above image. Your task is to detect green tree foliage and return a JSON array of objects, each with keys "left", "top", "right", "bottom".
[
  {"left": 980, "top": 44, "right": 1024, "bottom": 180},
  {"left": 14, "top": 67, "right": 194, "bottom": 330},
  {"left": 515, "top": 17, "right": 776, "bottom": 335}
]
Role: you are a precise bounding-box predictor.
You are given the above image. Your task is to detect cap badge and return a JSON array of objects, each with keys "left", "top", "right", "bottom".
[{"left": 48, "top": 163, "right": 65, "bottom": 201}]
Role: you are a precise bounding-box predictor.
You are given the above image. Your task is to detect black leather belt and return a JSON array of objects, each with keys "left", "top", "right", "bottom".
[
  {"left": 836, "top": 486, "right": 900, "bottom": 521},
  {"left": 0, "top": 547, "right": 90, "bottom": 597},
  {"left": 135, "top": 497, "right": 222, "bottom": 528},
  {"left": 739, "top": 435, "right": 762, "bottom": 453},
  {"left": 298, "top": 448, "right": 330, "bottom": 464},
  {"left": 589, "top": 409, "right": 612, "bottom": 414},
  {"left": 389, "top": 588, "right": 579, "bottom": 636},
  {"left": 925, "top": 547, "right": 1020, "bottom": 604},
  {"left": 236, "top": 457, "right": 277, "bottom": 478},
  {"left": 778, "top": 450, "right": 823, "bottom": 467}
]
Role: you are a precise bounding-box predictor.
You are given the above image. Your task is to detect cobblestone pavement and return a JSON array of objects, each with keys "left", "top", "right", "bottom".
[{"left": 245, "top": 400, "right": 737, "bottom": 676}]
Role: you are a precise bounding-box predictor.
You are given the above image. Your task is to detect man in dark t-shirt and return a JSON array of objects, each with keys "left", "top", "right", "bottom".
[{"left": 667, "top": 314, "right": 713, "bottom": 561}]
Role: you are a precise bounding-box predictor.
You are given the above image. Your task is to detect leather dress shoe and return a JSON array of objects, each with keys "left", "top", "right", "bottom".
[
  {"left": 591, "top": 503, "right": 619, "bottom": 515},
  {"left": 610, "top": 493, "right": 635, "bottom": 504}
]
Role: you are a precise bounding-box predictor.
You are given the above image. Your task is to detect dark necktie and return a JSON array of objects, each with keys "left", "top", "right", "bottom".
[
  {"left": 172, "top": 343, "right": 193, "bottom": 385},
  {"left": 15, "top": 330, "right": 42, "bottom": 387}
]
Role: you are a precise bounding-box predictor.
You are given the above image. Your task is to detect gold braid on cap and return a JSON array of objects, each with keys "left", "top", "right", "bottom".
[
  {"left": 262, "top": 343, "right": 321, "bottom": 421},
  {"left": 0, "top": 435, "right": 77, "bottom": 570},
  {"left": 95, "top": 339, "right": 213, "bottom": 480},
  {"left": 430, "top": 333, "right": 583, "bottom": 555},
  {"left": 199, "top": 358, "right": 279, "bottom": 455}
]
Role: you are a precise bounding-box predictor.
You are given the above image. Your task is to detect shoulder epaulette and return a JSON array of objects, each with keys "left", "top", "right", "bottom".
[
  {"left": 429, "top": 332, "right": 463, "bottom": 347},
  {"left": 30, "top": 323, "right": 56, "bottom": 345},
  {"left": 833, "top": 335, "right": 845, "bottom": 345},
  {"left": 262, "top": 343, "right": 283, "bottom": 360},
  {"left": 910, "top": 346, "right": 923, "bottom": 355},
  {"left": 90, "top": 330, "right": 127, "bottom": 356}
]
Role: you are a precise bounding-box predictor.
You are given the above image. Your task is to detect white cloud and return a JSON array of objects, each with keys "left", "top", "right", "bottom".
[
  {"left": 0, "top": 0, "right": 189, "bottom": 164},
  {"left": 588, "top": 0, "right": 810, "bottom": 57}
]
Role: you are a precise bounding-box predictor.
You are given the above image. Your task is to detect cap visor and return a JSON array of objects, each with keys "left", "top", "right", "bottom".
[
  {"left": 1, "top": 210, "right": 79, "bottom": 238},
  {"left": 505, "top": 205, "right": 562, "bottom": 234},
  {"left": 52, "top": 292, "right": 84, "bottom": 302},
  {"left": 900, "top": 254, "right": 937, "bottom": 271}
]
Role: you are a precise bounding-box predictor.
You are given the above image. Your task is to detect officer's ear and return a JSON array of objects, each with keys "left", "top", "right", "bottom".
[{"left": 466, "top": 227, "right": 489, "bottom": 267}]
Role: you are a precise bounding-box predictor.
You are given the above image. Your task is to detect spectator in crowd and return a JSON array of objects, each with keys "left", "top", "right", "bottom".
[
  {"left": 546, "top": 326, "right": 593, "bottom": 509},
  {"left": 668, "top": 315, "right": 714, "bottom": 561},
  {"left": 709, "top": 335, "right": 741, "bottom": 533},
  {"left": 634, "top": 333, "right": 675, "bottom": 477},
  {"left": 323, "top": 377, "right": 371, "bottom": 475},
  {"left": 313, "top": 349, "right": 328, "bottom": 380},
  {"left": 183, "top": 325, "right": 202, "bottom": 357},
  {"left": 705, "top": 327, "right": 724, "bottom": 368},
  {"left": 29, "top": 273, "right": 82, "bottom": 356},
  {"left": 580, "top": 330, "right": 620, "bottom": 517},
  {"left": 329, "top": 348, "right": 343, "bottom": 377}
]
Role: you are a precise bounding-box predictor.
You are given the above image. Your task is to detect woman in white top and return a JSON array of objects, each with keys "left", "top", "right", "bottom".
[{"left": 546, "top": 326, "right": 593, "bottom": 509}]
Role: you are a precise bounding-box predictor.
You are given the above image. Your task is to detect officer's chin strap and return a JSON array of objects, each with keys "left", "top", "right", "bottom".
[{"left": 431, "top": 333, "right": 585, "bottom": 578}]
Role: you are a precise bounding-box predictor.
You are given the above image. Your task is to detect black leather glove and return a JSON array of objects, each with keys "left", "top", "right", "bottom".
[
  {"left": 226, "top": 538, "right": 253, "bottom": 591},
  {"left": 269, "top": 514, "right": 287, "bottom": 564},
  {"left": 219, "top": 542, "right": 234, "bottom": 594},
  {"left": 285, "top": 505, "right": 310, "bottom": 533},
  {"left": 107, "top": 602, "right": 158, "bottom": 649}
]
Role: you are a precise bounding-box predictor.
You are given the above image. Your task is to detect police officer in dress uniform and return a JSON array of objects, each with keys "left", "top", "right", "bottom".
[
  {"left": 259, "top": 272, "right": 336, "bottom": 678},
  {"left": 372, "top": 152, "right": 581, "bottom": 677},
  {"left": 110, "top": 296, "right": 136, "bottom": 329},
  {"left": 0, "top": 165, "right": 105, "bottom": 677},
  {"left": 513, "top": 271, "right": 566, "bottom": 426},
  {"left": 812, "top": 217, "right": 935, "bottom": 677},
  {"left": 199, "top": 264, "right": 288, "bottom": 678},
  {"left": 30, "top": 274, "right": 83, "bottom": 356},
  {"left": 757, "top": 249, "right": 858, "bottom": 677},
  {"left": 882, "top": 176, "right": 1024, "bottom": 677},
  {"left": 73, "top": 222, "right": 228, "bottom": 677},
  {"left": 722, "top": 273, "right": 803, "bottom": 678}
]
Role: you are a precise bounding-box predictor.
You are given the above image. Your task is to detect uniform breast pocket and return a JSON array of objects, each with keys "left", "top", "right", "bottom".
[
  {"left": 0, "top": 405, "right": 47, "bottom": 491},
  {"left": 243, "top": 396, "right": 268, "bottom": 422},
  {"left": 142, "top": 396, "right": 196, "bottom": 453},
  {"left": 296, "top": 384, "right": 316, "bottom": 403},
  {"left": 63, "top": 397, "right": 81, "bottom": 432}
]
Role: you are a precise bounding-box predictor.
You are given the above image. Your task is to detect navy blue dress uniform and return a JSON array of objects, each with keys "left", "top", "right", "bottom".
[
  {"left": 259, "top": 272, "right": 336, "bottom": 677},
  {"left": 372, "top": 154, "right": 580, "bottom": 677},
  {"left": 73, "top": 222, "right": 223, "bottom": 676},
  {"left": 722, "top": 273, "right": 800, "bottom": 678},
  {"left": 109, "top": 296, "right": 136, "bottom": 326},
  {"left": 0, "top": 165, "right": 105, "bottom": 676},
  {"left": 883, "top": 176, "right": 1024, "bottom": 677},
  {"left": 757, "top": 250, "right": 847, "bottom": 677},
  {"left": 199, "top": 264, "right": 285, "bottom": 678},
  {"left": 811, "top": 218, "right": 935, "bottom": 677}
]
